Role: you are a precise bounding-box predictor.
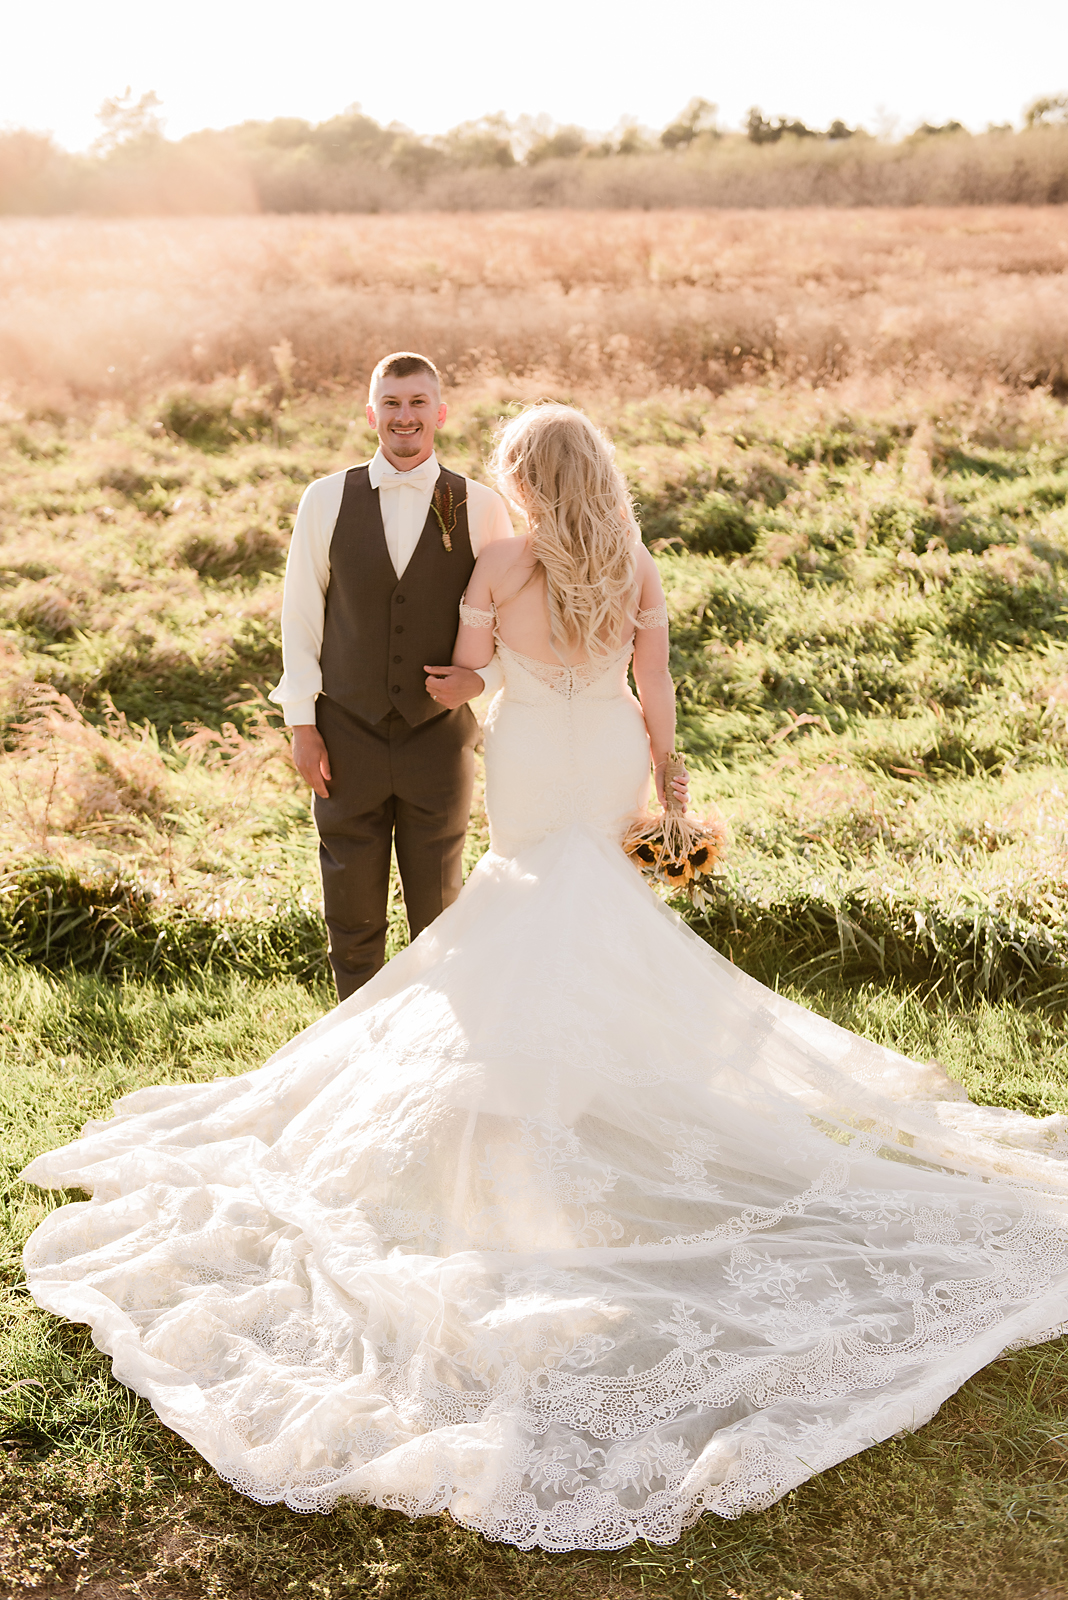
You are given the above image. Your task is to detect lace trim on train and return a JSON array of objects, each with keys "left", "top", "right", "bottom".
[{"left": 78, "top": 1149, "right": 1068, "bottom": 1549}]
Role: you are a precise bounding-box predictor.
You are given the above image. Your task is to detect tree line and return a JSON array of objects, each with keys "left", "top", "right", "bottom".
[{"left": 2, "top": 90, "right": 1067, "bottom": 214}]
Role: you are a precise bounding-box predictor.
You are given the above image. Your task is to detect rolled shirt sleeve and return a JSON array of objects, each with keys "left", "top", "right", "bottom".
[{"left": 474, "top": 655, "right": 505, "bottom": 698}]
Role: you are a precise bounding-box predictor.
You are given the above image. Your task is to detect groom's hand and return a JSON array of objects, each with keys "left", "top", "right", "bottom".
[
  {"left": 424, "top": 665, "right": 485, "bottom": 710},
  {"left": 290, "top": 724, "right": 332, "bottom": 799}
]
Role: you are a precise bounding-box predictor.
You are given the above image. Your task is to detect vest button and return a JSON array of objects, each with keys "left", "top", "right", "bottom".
[
  {"left": 394, "top": 594, "right": 405, "bottom": 604},
  {"left": 392, "top": 685, "right": 401, "bottom": 694},
  {"left": 394, "top": 624, "right": 404, "bottom": 633},
  {"left": 393, "top": 654, "right": 402, "bottom": 663}
]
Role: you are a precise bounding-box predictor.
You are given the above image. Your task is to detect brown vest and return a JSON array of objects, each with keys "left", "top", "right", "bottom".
[{"left": 319, "top": 464, "right": 475, "bottom": 727}]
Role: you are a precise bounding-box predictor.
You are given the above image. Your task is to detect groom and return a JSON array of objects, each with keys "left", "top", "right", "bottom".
[{"left": 270, "top": 351, "right": 513, "bottom": 1000}]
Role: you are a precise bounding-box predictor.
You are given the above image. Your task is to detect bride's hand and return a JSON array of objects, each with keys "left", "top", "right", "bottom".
[
  {"left": 655, "top": 760, "right": 690, "bottom": 809},
  {"left": 425, "top": 665, "right": 487, "bottom": 708}
]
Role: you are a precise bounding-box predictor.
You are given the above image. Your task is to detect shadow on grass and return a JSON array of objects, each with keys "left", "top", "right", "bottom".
[
  {"left": 3, "top": 1331, "right": 1068, "bottom": 1600},
  {"left": 7, "top": 861, "right": 1068, "bottom": 1012}
]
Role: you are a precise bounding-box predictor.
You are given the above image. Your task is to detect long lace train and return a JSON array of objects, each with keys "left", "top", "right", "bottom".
[{"left": 22, "top": 824, "right": 1068, "bottom": 1551}]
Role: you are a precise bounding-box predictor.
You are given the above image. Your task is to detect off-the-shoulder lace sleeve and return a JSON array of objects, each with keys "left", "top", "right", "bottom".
[
  {"left": 459, "top": 596, "right": 495, "bottom": 628},
  {"left": 635, "top": 603, "right": 669, "bottom": 630}
]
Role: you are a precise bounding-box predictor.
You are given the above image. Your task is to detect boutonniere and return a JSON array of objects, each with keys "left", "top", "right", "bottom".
[{"left": 430, "top": 479, "right": 466, "bottom": 553}]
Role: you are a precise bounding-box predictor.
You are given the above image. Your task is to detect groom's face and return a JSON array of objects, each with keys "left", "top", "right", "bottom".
[{"left": 366, "top": 373, "right": 447, "bottom": 471}]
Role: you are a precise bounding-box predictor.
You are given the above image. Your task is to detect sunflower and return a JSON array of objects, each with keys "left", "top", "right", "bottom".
[
  {"left": 688, "top": 840, "right": 714, "bottom": 876},
  {"left": 622, "top": 778, "right": 728, "bottom": 905},
  {"left": 660, "top": 854, "right": 693, "bottom": 886}
]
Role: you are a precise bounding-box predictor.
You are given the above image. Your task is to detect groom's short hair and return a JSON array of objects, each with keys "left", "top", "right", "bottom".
[{"left": 369, "top": 351, "right": 441, "bottom": 401}]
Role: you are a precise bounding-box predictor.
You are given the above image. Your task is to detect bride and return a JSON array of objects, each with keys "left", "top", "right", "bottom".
[{"left": 21, "top": 405, "right": 1068, "bottom": 1554}]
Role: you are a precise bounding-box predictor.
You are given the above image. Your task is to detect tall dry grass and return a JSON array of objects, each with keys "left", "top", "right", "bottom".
[{"left": 3, "top": 208, "right": 1068, "bottom": 408}]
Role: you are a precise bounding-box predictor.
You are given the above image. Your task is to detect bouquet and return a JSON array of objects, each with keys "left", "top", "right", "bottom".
[{"left": 623, "top": 751, "right": 728, "bottom": 908}]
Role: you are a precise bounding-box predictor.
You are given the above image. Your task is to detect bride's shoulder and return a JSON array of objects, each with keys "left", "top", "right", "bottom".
[
  {"left": 634, "top": 543, "right": 666, "bottom": 603},
  {"left": 475, "top": 533, "right": 534, "bottom": 576},
  {"left": 466, "top": 533, "right": 535, "bottom": 609}
]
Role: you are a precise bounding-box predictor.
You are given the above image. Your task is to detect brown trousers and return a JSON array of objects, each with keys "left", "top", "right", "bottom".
[{"left": 313, "top": 696, "right": 478, "bottom": 1000}]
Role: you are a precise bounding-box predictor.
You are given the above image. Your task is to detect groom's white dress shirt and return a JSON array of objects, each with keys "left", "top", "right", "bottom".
[{"left": 270, "top": 449, "right": 512, "bottom": 726}]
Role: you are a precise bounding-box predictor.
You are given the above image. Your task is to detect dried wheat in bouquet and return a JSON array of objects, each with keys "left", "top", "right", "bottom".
[{"left": 623, "top": 752, "right": 728, "bottom": 908}]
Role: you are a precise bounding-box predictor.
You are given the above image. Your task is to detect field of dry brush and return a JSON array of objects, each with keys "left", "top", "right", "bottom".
[{"left": 4, "top": 207, "right": 1068, "bottom": 406}]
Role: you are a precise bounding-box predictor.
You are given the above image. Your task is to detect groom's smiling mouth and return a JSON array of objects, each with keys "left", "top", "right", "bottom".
[{"left": 386, "top": 421, "right": 425, "bottom": 454}]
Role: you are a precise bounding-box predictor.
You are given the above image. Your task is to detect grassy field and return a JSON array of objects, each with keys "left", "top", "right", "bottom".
[
  {"left": 5, "top": 365, "right": 1068, "bottom": 1004},
  {"left": 4, "top": 209, "right": 1068, "bottom": 1595}
]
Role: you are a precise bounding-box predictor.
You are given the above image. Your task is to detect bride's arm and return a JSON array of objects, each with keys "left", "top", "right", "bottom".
[
  {"left": 451, "top": 539, "right": 532, "bottom": 671},
  {"left": 425, "top": 546, "right": 508, "bottom": 706},
  {"left": 631, "top": 549, "right": 679, "bottom": 804},
  {"left": 451, "top": 550, "right": 498, "bottom": 672}
]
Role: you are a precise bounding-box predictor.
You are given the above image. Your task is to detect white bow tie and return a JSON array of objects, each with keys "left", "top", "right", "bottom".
[{"left": 379, "top": 463, "right": 435, "bottom": 491}]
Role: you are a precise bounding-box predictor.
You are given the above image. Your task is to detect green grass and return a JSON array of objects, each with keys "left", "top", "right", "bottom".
[
  {"left": 5, "top": 376, "right": 1068, "bottom": 1593},
  {"left": 4, "top": 965, "right": 1068, "bottom": 1599},
  {"left": 5, "top": 379, "right": 1068, "bottom": 997}
]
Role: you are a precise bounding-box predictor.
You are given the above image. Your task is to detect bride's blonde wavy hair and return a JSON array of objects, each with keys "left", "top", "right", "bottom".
[{"left": 490, "top": 405, "right": 639, "bottom": 660}]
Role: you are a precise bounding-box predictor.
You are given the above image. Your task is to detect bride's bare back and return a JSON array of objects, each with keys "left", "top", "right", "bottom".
[
  {"left": 456, "top": 534, "right": 666, "bottom": 666},
  {"left": 452, "top": 532, "right": 679, "bottom": 799}
]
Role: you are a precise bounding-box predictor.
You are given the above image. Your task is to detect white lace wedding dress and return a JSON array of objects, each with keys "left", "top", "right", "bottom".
[{"left": 21, "top": 629, "right": 1068, "bottom": 1553}]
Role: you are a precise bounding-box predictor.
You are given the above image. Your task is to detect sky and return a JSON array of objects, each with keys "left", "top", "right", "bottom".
[{"left": 3, "top": 0, "right": 1067, "bottom": 151}]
